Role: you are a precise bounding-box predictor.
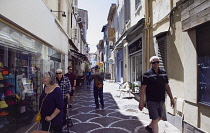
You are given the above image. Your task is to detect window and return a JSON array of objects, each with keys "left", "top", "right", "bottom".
[
  {"left": 135, "top": 0, "right": 141, "bottom": 9},
  {"left": 131, "top": 53, "right": 142, "bottom": 83},
  {"left": 197, "top": 22, "right": 210, "bottom": 105},
  {"left": 124, "top": 0, "right": 130, "bottom": 24}
]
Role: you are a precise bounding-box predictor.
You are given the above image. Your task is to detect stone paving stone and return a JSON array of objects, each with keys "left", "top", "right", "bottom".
[
  {"left": 87, "top": 127, "right": 130, "bottom": 133},
  {"left": 110, "top": 119, "right": 145, "bottom": 133},
  {"left": 70, "top": 113, "right": 102, "bottom": 123},
  {"left": 65, "top": 81, "right": 181, "bottom": 133},
  {"left": 88, "top": 116, "right": 121, "bottom": 127},
  {"left": 68, "top": 122, "right": 102, "bottom": 133},
  {"left": 107, "top": 112, "right": 134, "bottom": 120},
  {"left": 72, "top": 106, "right": 97, "bottom": 114}
]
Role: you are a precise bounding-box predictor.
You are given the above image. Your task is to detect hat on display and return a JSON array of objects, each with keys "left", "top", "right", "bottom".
[
  {"left": 4, "top": 89, "right": 13, "bottom": 97},
  {"left": 0, "top": 83, "right": 4, "bottom": 88},
  {"left": 0, "top": 111, "right": 9, "bottom": 116},
  {"left": 0, "top": 62, "right": 3, "bottom": 68},
  {"left": 3, "top": 81, "right": 13, "bottom": 87},
  {"left": 2, "top": 71, "right": 9, "bottom": 75},
  {"left": 0, "top": 101, "right": 8, "bottom": 108},
  {"left": 0, "top": 73, "right": 3, "bottom": 80}
]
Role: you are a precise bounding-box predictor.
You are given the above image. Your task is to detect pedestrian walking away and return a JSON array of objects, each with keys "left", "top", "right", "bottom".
[
  {"left": 39, "top": 71, "right": 64, "bottom": 133},
  {"left": 64, "top": 66, "right": 76, "bottom": 108},
  {"left": 55, "top": 68, "right": 71, "bottom": 126},
  {"left": 90, "top": 65, "right": 105, "bottom": 110},
  {"left": 139, "top": 56, "right": 175, "bottom": 133},
  {"left": 86, "top": 68, "right": 92, "bottom": 89}
]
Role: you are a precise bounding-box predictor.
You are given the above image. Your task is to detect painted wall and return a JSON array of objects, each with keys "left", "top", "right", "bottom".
[
  {"left": 183, "top": 28, "right": 210, "bottom": 132},
  {"left": 152, "top": 0, "right": 170, "bottom": 24},
  {"left": 149, "top": 0, "right": 185, "bottom": 117},
  {"left": 0, "top": 0, "right": 69, "bottom": 55}
]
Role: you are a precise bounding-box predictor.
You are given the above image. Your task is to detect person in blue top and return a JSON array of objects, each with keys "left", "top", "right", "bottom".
[
  {"left": 86, "top": 68, "right": 92, "bottom": 89},
  {"left": 40, "top": 71, "right": 64, "bottom": 133}
]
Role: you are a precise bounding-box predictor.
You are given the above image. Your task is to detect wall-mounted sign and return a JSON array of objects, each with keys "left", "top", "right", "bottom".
[
  {"left": 128, "top": 38, "right": 142, "bottom": 54},
  {"left": 108, "top": 59, "right": 114, "bottom": 64}
]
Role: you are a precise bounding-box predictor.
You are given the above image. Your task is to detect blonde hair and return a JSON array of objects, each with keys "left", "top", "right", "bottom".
[{"left": 43, "top": 71, "right": 56, "bottom": 85}]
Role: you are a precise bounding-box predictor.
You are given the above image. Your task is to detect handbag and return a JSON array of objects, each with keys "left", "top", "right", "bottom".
[
  {"left": 95, "top": 78, "right": 103, "bottom": 88},
  {"left": 35, "top": 85, "right": 56, "bottom": 122},
  {"left": 31, "top": 122, "right": 51, "bottom": 133}
]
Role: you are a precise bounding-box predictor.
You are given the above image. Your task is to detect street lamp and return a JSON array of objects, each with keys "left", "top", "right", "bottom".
[{"left": 50, "top": 9, "right": 66, "bottom": 17}]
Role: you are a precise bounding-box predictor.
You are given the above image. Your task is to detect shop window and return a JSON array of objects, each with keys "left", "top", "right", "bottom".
[
  {"left": 197, "top": 22, "right": 210, "bottom": 105},
  {"left": 130, "top": 53, "right": 142, "bottom": 83}
]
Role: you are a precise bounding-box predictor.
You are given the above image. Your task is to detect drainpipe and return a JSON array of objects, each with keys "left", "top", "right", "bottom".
[{"left": 145, "top": 0, "right": 151, "bottom": 70}]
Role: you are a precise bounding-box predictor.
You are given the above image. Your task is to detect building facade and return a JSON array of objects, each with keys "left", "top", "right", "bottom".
[
  {"left": 146, "top": 0, "right": 210, "bottom": 132},
  {"left": 0, "top": 0, "right": 88, "bottom": 132}
]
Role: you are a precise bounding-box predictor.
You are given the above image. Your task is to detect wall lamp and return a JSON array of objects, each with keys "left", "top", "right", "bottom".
[{"left": 50, "top": 9, "right": 66, "bottom": 17}]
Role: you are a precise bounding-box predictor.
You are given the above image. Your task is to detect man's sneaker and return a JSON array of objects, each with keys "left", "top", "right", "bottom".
[
  {"left": 95, "top": 106, "right": 99, "bottom": 109},
  {"left": 145, "top": 125, "right": 153, "bottom": 133}
]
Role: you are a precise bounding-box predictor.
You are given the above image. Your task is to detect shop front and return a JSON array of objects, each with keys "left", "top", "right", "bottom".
[
  {"left": 0, "top": 21, "right": 64, "bottom": 132},
  {"left": 128, "top": 37, "right": 142, "bottom": 85},
  {"left": 116, "top": 49, "right": 123, "bottom": 82}
]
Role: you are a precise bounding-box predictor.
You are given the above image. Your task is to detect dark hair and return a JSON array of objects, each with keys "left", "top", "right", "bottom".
[
  {"left": 67, "top": 66, "right": 72, "bottom": 70},
  {"left": 95, "top": 65, "right": 99, "bottom": 70}
]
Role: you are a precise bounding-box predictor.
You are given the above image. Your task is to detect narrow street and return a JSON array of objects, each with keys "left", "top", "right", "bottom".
[{"left": 63, "top": 81, "right": 180, "bottom": 133}]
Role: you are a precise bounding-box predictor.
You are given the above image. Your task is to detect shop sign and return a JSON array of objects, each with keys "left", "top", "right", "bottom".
[
  {"left": 108, "top": 59, "right": 114, "bottom": 64},
  {"left": 128, "top": 38, "right": 142, "bottom": 54}
]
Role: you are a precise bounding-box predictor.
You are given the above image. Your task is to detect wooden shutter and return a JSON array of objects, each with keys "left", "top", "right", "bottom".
[{"left": 157, "top": 36, "right": 167, "bottom": 70}]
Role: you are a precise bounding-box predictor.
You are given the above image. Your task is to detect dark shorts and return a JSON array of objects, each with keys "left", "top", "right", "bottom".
[
  {"left": 70, "top": 90, "right": 74, "bottom": 96},
  {"left": 147, "top": 101, "right": 164, "bottom": 120}
]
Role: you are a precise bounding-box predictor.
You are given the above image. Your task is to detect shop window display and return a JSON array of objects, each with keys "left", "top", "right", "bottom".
[
  {"left": 0, "top": 21, "right": 65, "bottom": 132},
  {"left": 0, "top": 46, "right": 42, "bottom": 132}
]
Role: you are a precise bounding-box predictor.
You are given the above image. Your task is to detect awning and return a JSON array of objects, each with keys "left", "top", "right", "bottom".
[
  {"left": 70, "top": 49, "right": 88, "bottom": 61},
  {"left": 69, "top": 39, "right": 78, "bottom": 51}
]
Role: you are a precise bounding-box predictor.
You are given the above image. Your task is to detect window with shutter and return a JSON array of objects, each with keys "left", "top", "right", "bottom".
[{"left": 156, "top": 36, "right": 167, "bottom": 70}]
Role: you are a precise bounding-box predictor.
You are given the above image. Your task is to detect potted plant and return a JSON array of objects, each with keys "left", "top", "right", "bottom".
[{"left": 132, "top": 84, "right": 136, "bottom": 92}]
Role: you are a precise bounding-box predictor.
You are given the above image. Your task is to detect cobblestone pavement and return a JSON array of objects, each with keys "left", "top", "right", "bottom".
[{"left": 63, "top": 81, "right": 180, "bottom": 133}]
